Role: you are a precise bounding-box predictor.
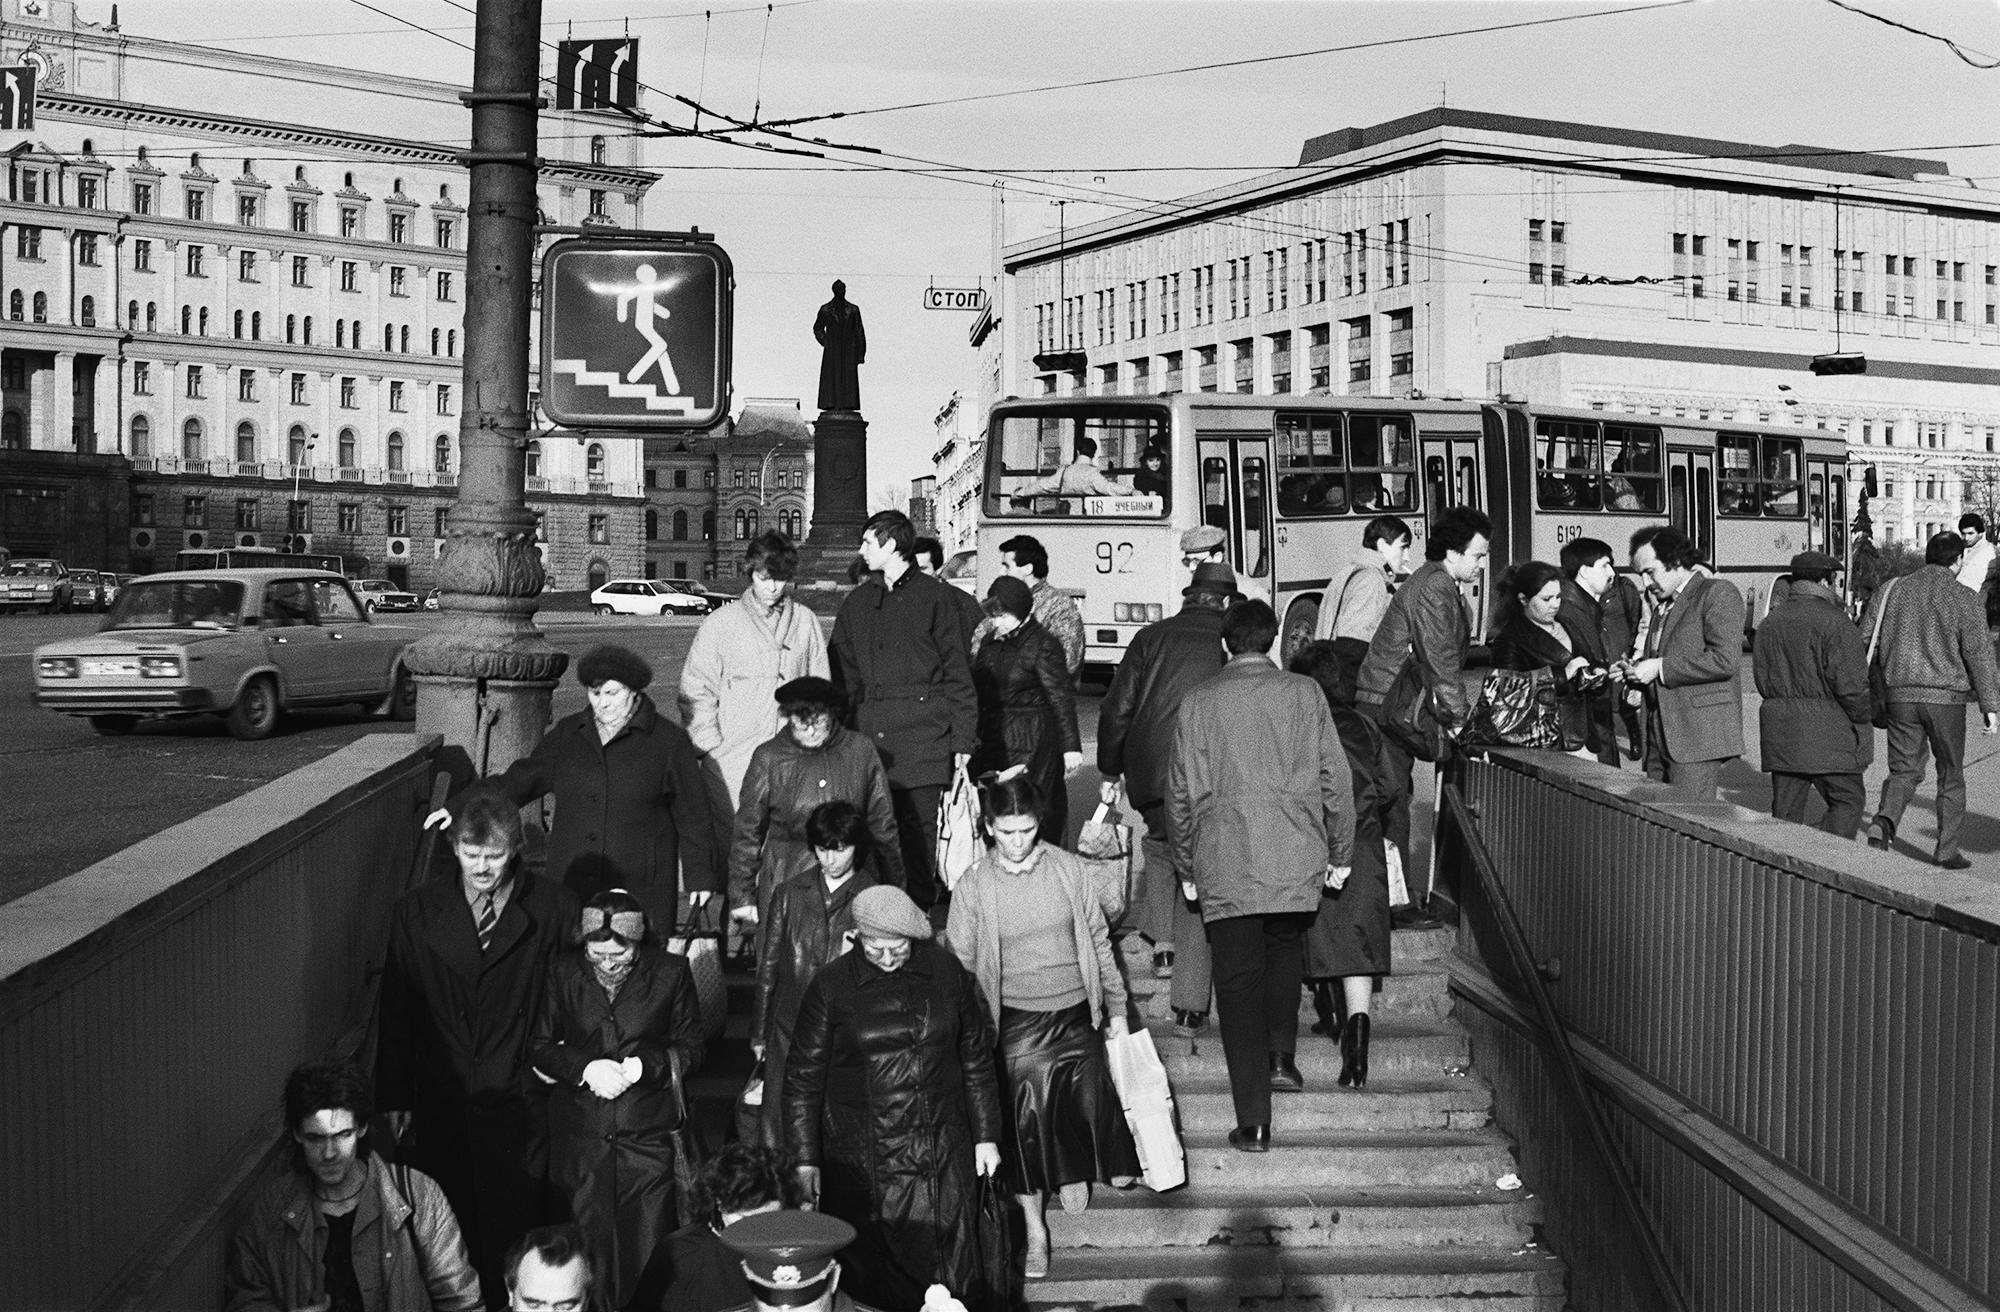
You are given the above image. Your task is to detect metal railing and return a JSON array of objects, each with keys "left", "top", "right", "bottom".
[
  {"left": 0, "top": 735, "right": 438, "bottom": 1312},
  {"left": 1441, "top": 751, "right": 1997, "bottom": 1311}
]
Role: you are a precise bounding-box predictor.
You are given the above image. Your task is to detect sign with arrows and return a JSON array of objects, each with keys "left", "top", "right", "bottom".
[
  {"left": 0, "top": 65, "right": 36, "bottom": 131},
  {"left": 539, "top": 236, "right": 734, "bottom": 430},
  {"left": 923, "top": 286, "right": 988, "bottom": 312}
]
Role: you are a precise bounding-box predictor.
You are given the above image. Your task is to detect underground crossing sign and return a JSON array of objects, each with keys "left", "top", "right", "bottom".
[{"left": 539, "top": 237, "right": 734, "bottom": 429}]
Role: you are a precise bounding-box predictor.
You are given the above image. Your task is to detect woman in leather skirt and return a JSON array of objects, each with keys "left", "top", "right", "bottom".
[{"left": 946, "top": 774, "right": 1140, "bottom": 1279}]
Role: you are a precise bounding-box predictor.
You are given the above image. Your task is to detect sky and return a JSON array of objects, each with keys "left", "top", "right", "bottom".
[{"left": 114, "top": 0, "right": 2000, "bottom": 506}]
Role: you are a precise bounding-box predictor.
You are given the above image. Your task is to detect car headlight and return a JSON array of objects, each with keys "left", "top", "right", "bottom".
[
  {"left": 33, "top": 583, "right": 52, "bottom": 594},
  {"left": 139, "top": 656, "right": 182, "bottom": 679},
  {"left": 37, "top": 657, "right": 78, "bottom": 678}
]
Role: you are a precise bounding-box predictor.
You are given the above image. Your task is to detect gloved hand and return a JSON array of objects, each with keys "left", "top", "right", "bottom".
[
  {"left": 582, "top": 1059, "right": 631, "bottom": 1100},
  {"left": 973, "top": 1142, "right": 1002, "bottom": 1177}
]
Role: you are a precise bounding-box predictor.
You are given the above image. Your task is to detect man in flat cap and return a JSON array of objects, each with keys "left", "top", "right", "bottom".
[
  {"left": 717, "top": 1211, "right": 884, "bottom": 1312},
  {"left": 1752, "top": 551, "right": 1872, "bottom": 838},
  {"left": 1180, "top": 524, "right": 1267, "bottom": 605}
]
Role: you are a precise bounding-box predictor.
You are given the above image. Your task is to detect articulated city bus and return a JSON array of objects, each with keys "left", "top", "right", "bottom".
[
  {"left": 978, "top": 394, "right": 1849, "bottom": 674},
  {"left": 175, "top": 546, "right": 353, "bottom": 575}
]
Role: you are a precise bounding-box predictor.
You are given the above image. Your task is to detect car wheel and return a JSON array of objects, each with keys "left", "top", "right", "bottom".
[
  {"left": 89, "top": 714, "right": 138, "bottom": 736},
  {"left": 1280, "top": 597, "right": 1321, "bottom": 667},
  {"left": 385, "top": 666, "right": 417, "bottom": 721},
  {"left": 364, "top": 601, "right": 377, "bottom": 616},
  {"left": 225, "top": 675, "right": 282, "bottom": 741},
  {"left": 594, "top": 604, "right": 613, "bottom": 616}
]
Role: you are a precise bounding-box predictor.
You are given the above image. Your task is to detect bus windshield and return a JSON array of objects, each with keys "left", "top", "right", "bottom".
[{"left": 986, "top": 408, "right": 1170, "bottom": 518}]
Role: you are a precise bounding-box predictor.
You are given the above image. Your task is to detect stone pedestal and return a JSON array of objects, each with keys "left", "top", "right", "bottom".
[{"left": 799, "top": 408, "right": 868, "bottom": 583}]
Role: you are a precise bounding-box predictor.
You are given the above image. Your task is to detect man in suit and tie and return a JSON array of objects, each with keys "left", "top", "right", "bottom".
[
  {"left": 1622, "top": 526, "right": 1745, "bottom": 800},
  {"left": 377, "top": 786, "right": 580, "bottom": 1308}
]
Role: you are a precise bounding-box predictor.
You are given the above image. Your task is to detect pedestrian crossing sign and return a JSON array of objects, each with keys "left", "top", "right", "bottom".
[{"left": 539, "top": 237, "right": 734, "bottom": 429}]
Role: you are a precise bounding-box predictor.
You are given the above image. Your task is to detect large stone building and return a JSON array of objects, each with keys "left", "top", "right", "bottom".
[
  {"left": 999, "top": 109, "right": 2000, "bottom": 546},
  {"left": 0, "top": 0, "right": 653, "bottom": 589},
  {"left": 641, "top": 397, "right": 811, "bottom": 583},
  {"left": 929, "top": 298, "right": 1002, "bottom": 552}
]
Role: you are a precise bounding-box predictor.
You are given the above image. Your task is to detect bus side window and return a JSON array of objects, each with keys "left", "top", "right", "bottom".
[
  {"left": 1425, "top": 455, "right": 1448, "bottom": 513},
  {"left": 1669, "top": 465, "right": 1689, "bottom": 531},
  {"left": 1202, "top": 457, "right": 1230, "bottom": 533},
  {"left": 1242, "top": 456, "right": 1269, "bottom": 578}
]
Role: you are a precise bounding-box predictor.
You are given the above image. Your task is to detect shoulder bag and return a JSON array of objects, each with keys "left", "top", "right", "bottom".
[
  {"left": 667, "top": 1050, "right": 707, "bottom": 1226},
  {"left": 1463, "top": 667, "right": 1564, "bottom": 748},
  {"left": 1382, "top": 613, "right": 1451, "bottom": 763},
  {"left": 1866, "top": 576, "right": 1898, "bottom": 730},
  {"left": 668, "top": 900, "right": 728, "bottom": 1042}
]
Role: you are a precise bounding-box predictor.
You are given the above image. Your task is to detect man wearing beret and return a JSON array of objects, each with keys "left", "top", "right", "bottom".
[{"left": 1752, "top": 551, "right": 1873, "bottom": 838}]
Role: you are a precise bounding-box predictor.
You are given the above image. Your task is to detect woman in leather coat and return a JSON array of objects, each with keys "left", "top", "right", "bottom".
[
  {"left": 784, "top": 886, "right": 1007, "bottom": 1311},
  {"left": 972, "top": 576, "right": 1082, "bottom": 845},
  {"left": 530, "top": 890, "right": 705, "bottom": 1309},
  {"left": 1488, "top": 560, "right": 1608, "bottom": 755}
]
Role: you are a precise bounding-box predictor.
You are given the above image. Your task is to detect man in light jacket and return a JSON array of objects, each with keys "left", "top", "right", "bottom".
[
  {"left": 1625, "top": 525, "right": 1745, "bottom": 801},
  {"left": 1167, "top": 599, "right": 1353, "bottom": 1153},
  {"left": 1311, "top": 514, "right": 1412, "bottom": 678},
  {"left": 1752, "top": 551, "right": 1872, "bottom": 838},
  {"left": 1862, "top": 531, "right": 2000, "bottom": 867}
]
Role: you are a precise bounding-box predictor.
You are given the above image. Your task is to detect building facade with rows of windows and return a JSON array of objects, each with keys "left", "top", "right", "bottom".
[
  {"left": 0, "top": 0, "right": 654, "bottom": 591},
  {"left": 1000, "top": 109, "right": 2000, "bottom": 547},
  {"left": 641, "top": 398, "right": 813, "bottom": 584}
]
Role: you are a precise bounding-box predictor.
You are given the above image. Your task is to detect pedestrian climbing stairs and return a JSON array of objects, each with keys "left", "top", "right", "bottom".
[{"left": 1030, "top": 924, "right": 1568, "bottom": 1311}]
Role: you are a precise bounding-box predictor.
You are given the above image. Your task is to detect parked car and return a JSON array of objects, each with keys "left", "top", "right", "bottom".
[
  {"left": 590, "top": 578, "right": 710, "bottom": 617},
  {"left": 70, "top": 570, "right": 109, "bottom": 611},
  {"left": 102, "top": 574, "right": 131, "bottom": 607},
  {"left": 661, "top": 579, "right": 734, "bottom": 612},
  {"left": 1, "top": 558, "right": 74, "bottom": 614},
  {"left": 423, "top": 588, "right": 442, "bottom": 611},
  {"left": 353, "top": 578, "right": 421, "bottom": 615},
  {"left": 32, "top": 569, "right": 418, "bottom": 739}
]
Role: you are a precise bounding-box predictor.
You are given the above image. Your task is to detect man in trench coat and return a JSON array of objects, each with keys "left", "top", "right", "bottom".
[{"left": 1752, "top": 551, "right": 1873, "bottom": 838}]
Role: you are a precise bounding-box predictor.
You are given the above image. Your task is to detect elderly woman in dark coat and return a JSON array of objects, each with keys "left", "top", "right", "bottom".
[
  {"left": 1489, "top": 561, "right": 1610, "bottom": 755},
  {"left": 530, "top": 889, "right": 706, "bottom": 1310},
  {"left": 727, "top": 677, "right": 904, "bottom": 928},
  {"left": 1289, "top": 641, "right": 1395, "bottom": 1089},
  {"left": 751, "top": 801, "right": 878, "bottom": 1150},
  {"left": 784, "top": 886, "right": 1007, "bottom": 1312},
  {"left": 972, "top": 574, "right": 1082, "bottom": 845},
  {"left": 429, "top": 645, "right": 720, "bottom": 934}
]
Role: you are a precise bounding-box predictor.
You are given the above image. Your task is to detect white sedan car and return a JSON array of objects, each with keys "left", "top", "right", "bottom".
[{"left": 590, "top": 578, "right": 710, "bottom": 617}]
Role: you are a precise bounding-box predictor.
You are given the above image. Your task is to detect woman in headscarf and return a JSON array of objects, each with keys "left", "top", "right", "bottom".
[
  {"left": 530, "top": 889, "right": 706, "bottom": 1309},
  {"left": 971, "top": 575, "right": 1082, "bottom": 846},
  {"left": 784, "top": 886, "right": 1008, "bottom": 1311},
  {"left": 946, "top": 774, "right": 1138, "bottom": 1279}
]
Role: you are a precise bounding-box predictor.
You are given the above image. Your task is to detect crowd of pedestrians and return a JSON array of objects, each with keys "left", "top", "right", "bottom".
[{"left": 228, "top": 499, "right": 2000, "bottom": 1312}]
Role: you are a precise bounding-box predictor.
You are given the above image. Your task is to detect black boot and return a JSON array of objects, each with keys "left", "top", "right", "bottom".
[
  {"left": 1269, "top": 1051, "right": 1304, "bottom": 1093},
  {"left": 1337, "top": 1013, "right": 1371, "bottom": 1090},
  {"left": 1309, "top": 981, "right": 1346, "bottom": 1044}
]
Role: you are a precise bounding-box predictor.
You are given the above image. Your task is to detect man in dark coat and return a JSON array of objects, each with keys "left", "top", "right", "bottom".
[
  {"left": 830, "top": 511, "right": 978, "bottom": 915},
  {"left": 485, "top": 645, "right": 719, "bottom": 931},
  {"left": 1096, "top": 561, "right": 1236, "bottom": 1027},
  {"left": 1752, "top": 551, "right": 1873, "bottom": 838},
  {"left": 1557, "top": 536, "right": 1643, "bottom": 767},
  {"left": 915, "top": 536, "right": 983, "bottom": 650},
  {"left": 1627, "top": 527, "right": 1746, "bottom": 801},
  {"left": 377, "top": 788, "right": 580, "bottom": 1308},
  {"left": 813, "top": 280, "right": 865, "bottom": 412}
]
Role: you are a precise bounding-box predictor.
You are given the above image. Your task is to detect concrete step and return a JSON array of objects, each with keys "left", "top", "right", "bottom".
[
  {"left": 1179, "top": 1128, "right": 1520, "bottom": 1189},
  {"left": 1022, "top": 1243, "right": 1566, "bottom": 1309},
  {"left": 1149, "top": 1018, "right": 1469, "bottom": 1083},
  {"left": 1170, "top": 1072, "right": 1491, "bottom": 1133},
  {"left": 1137, "top": 960, "right": 1455, "bottom": 1025},
  {"left": 1046, "top": 1185, "right": 1542, "bottom": 1250}
]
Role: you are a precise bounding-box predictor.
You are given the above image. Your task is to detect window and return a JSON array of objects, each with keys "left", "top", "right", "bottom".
[
  {"left": 389, "top": 266, "right": 407, "bottom": 297},
  {"left": 288, "top": 425, "right": 309, "bottom": 464},
  {"left": 134, "top": 239, "right": 152, "bottom": 272},
  {"left": 233, "top": 496, "right": 258, "bottom": 530},
  {"left": 130, "top": 416, "right": 151, "bottom": 458},
  {"left": 672, "top": 509, "right": 688, "bottom": 540},
  {"left": 338, "top": 428, "right": 356, "bottom": 467},
  {"left": 435, "top": 218, "right": 455, "bottom": 248},
  {"left": 290, "top": 373, "right": 307, "bottom": 405},
  {"left": 78, "top": 233, "right": 98, "bottom": 266},
  {"left": 524, "top": 441, "right": 543, "bottom": 478},
  {"left": 182, "top": 493, "right": 206, "bottom": 523},
  {"left": 589, "top": 190, "right": 608, "bottom": 218},
  {"left": 384, "top": 325, "right": 395, "bottom": 351},
  {"left": 1718, "top": 433, "right": 1804, "bottom": 517},
  {"left": 338, "top": 503, "right": 360, "bottom": 533},
  {"left": 186, "top": 365, "right": 204, "bottom": 399},
  {"left": 703, "top": 469, "right": 717, "bottom": 488},
  {"left": 233, "top": 309, "right": 244, "bottom": 339},
  {"left": 291, "top": 501, "right": 313, "bottom": 534},
  {"left": 1345, "top": 316, "right": 1371, "bottom": 384},
  {"left": 237, "top": 194, "right": 259, "bottom": 226},
  {"left": 301, "top": 315, "right": 311, "bottom": 345},
  {"left": 133, "top": 361, "right": 151, "bottom": 394},
  {"left": 146, "top": 302, "right": 157, "bottom": 332},
  {"left": 436, "top": 384, "right": 452, "bottom": 416},
  {"left": 386, "top": 431, "right": 405, "bottom": 471},
  {"left": 434, "top": 434, "right": 451, "bottom": 472},
  {"left": 16, "top": 226, "right": 39, "bottom": 259},
  {"left": 389, "top": 381, "right": 405, "bottom": 412},
  {"left": 29, "top": 291, "right": 44, "bottom": 323},
  {"left": 340, "top": 207, "right": 359, "bottom": 238},
  {"left": 78, "top": 176, "right": 98, "bottom": 209},
  {"left": 434, "top": 508, "right": 448, "bottom": 538},
  {"left": 701, "top": 509, "right": 716, "bottom": 540},
  {"left": 446, "top": 330, "right": 456, "bottom": 357},
  {"left": 79, "top": 295, "right": 95, "bottom": 327},
  {"left": 340, "top": 261, "right": 358, "bottom": 293},
  {"left": 340, "top": 377, "right": 356, "bottom": 409},
  {"left": 1533, "top": 419, "right": 1665, "bottom": 513},
  {"left": 287, "top": 255, "right": 308, "bottom": 288},
  {"left": 238, "top": 369, "right": 256, "bottom": 402},
  {"left": 436, "top": 271, "right": 453, "bottom": 301},
  {"left": 132, "top": 491, "right": 154, "bottom": 525},
  {"left": 6, "top": 290, "right": 17, "bottom": 320},
  {"left": 186, "top": 245, "right": 204, "bottom": 277},
  {"left": 132, "top": 182, "right": 152, "bottom": 214},
  {"left": 1271, "top": 412, "right": 1418, "bottom": 518},
  {"left": 185, "top": 189, "right": 205, "bottom": 221},
  {"left": 389, "top": 213, "right": 408, "bottom": 243},
  {"left": 585, "top": 442, "right": 608, "bottom": 478},
  {"left": 589, "top": 514, "right": 609, "bottom": 544},
  {"left": 645, "top": 509, "right": 658, "bottom": 541},
  {"left": 386, "top": 505, "right": 407, "bottom": 536},
  {"left": 291, "top": 199, "right": 311, "bottom": 232},
  {"left": 238, "top": 250, "right": 257, "bottom": 281},
  {"left": 986, "top": 409, "right": 1172, "bottom": 517}
]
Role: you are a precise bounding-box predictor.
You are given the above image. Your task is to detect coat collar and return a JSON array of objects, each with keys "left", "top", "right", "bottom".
[
  {"left": 1221, "top": 651, "right": 1277, "bottom": 675},
  {"left": 280, "top": 1156, "right": 399, "bottom": 1240},
  {"left": 572, "top": 694, "right": 659, "bottom": 749},
  {"left": 1659, "top": 574, "right": 1713, "bottom": 638},
  {"left": 432, "top": 866, "right": 545, "bottom": 978}
]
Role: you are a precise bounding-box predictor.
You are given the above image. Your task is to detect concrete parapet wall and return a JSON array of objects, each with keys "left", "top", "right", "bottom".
[{"left": 0, "top": 733, "right": 439, "bottom": 1312}]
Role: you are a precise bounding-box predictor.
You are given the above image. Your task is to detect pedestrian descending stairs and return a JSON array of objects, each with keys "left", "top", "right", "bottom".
[{"left": 1031, "top": 925, "right": 1567, "bottom": 1311}]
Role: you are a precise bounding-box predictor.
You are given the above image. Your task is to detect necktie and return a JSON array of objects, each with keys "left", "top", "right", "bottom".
[{"left": 475, "top": 893, "right": 497, "bottom": 952}]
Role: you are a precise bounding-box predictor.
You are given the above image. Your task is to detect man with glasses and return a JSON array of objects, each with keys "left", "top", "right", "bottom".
[{"left": 1180, "top": 525, "right": 1267, "bottom": 605}]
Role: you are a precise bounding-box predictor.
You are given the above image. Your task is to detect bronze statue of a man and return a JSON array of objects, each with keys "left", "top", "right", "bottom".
[{"left": 813, "top": 280, "right": 865, "bottom": 412}]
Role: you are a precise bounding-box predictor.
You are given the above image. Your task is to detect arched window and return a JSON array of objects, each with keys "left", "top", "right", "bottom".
[
  {"left": 32, "top": 292, "right": 47, "bottom": 323},
  {"left": 590, "top": 134, "right": 607, "bottom": 164},
  {"left": 289, "top": 425, "right": 309, "bottom": 464},
  {"left": 137, "top": 146, "right": 148, "bottom": 162},
  {"left": 2, "top": 411, "right": 23, "bottom": 449},
  {"left": 746, "top": 509, "right": 759, "bottom": 538},
  {"left": 398, "top": 325, "right": 409, "bottom": 353},
  {"left": 251, "top": 311, "right": 261, "bottom": 341},
  {"left": 189, "top": 152, "right": 201, "bottom": 170},
  {"left": 181, "top": 417, "right": 203, "bottom": 459},
  {"left": 446, "top": 329, "right": 456, "bottom": 357},
  {"left": 235, "top": 421, "right": 256, "bottom": 463},
  {"left": 702, "top": 509, "right": 716, "bottom": 541},
  {"left": 295, "top": 165, "right": 306, "bottom": 182},
  {"left": 343, "top": 171, "right": 353, "bottom": 187},
  {"left": 525, "top": 440, "right": 542, "bottom": 477},
  {"left": 645, "top": 509, "right": 658, "bottom": 541},
  {"left": 79, "top": 295, "right": 94, "bottom": 327},
  {"left": 126, "top": 299, "right": 138, "bottom": 328},
  {"left": 337, "top": 428, "right": 356, "bottom": 467},
  {"left": 587, "top": 561, "right": 609, "bottom": 592},
  {"left": 586, "top": 443, "right": 605, "bottom": 477},
  {"left": 336, "top": 320, "right": 346, "bottom": 349},
  {"left": 7, "top": 290, "right": 19, "bottom": 321},
  {"left": 198, "top": 307, "right": 209, "bottom": 336},
  {"left": 146, "top": 302, "right": 156, "bottom": 332},
  {"left": 392, "top": 177, "right": 403, "bottom": 194},
  {"left": 232, "top": 310, "right": 243, "bottom": 338},
  {"left": 733, "top": 509, "right": 748, "bottom": 540},
  {"left": 129, "top": 414, "right": 150, "bottom": 457},
  {"left": 434, "top": 433, "right": 451, "bottom": 472},
  {"left": 384, "top": 325, "right": 394, "bottom": 352},
  {"left": 184, "top": 306, "right": 195, "bottom": 335},
  {"left": 386, "top": 431, "right": 405, "bottom": 471},
  {"left": 302, "top": 316, "right": 312, "bottom": 345},
  {"left": 430, "top": 328, "right": 439, "bottom": 355},
  {"left": 672, "top": 509, "right": 688, "bottom": 541}
]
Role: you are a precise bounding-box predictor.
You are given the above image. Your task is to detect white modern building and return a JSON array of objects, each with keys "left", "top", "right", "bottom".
[{"left": 1001, "top": 108, "right": 2000, "bottom": 546}]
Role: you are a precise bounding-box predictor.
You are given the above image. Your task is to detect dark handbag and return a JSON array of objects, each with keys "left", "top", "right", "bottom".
[
  {"left": 1381, "top": 621, "right": 1451, "bottom": 763},
  {"left": 1866, "top": 577, "right": 1897, "bottom": 730},
  {"left": 667, "top": 1052, "right": 706, "bottom": 1226},
  {"left": 1464, "top": 668, "right": 1563, "bottom": 748},
  {"left": 961, "top": 1173, "right": 1013, "bottom": 1311}
]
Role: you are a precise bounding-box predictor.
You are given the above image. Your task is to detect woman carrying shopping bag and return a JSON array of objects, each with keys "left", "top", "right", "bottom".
[
  {"left": 946, "top": 774, "right": 1140, "bottom": 1280},
  {"left": 971, "top": 576, "right": 1083, "bottom": 847}
]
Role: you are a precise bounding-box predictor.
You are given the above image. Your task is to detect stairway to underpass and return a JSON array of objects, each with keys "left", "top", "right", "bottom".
[{"left": 1032, "top": 924, "right": 1567, "bottom": 1311}]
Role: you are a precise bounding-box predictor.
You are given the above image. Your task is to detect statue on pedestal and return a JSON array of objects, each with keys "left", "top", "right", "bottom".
[{"left": 814, "top": 280, "right": 865, "bottom": 413}]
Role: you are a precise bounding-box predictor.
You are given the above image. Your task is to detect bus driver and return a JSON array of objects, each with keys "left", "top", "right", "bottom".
[{"left": 1011, "top": 435, "right": 1134, "bottom": 501}]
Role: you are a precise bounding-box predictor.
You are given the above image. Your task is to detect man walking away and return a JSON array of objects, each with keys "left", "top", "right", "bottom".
[
  {"left": 1168, "top": 600, "right": 1353, "bottom": 1153},
  {"left": 1753, "top": 551, "right": 1872, "bottom": 838},
  {"left": 830, "top": 510, "right": 978, "bottom": 916},
  {"left": 1556, "top": 537, "right": 1642, "bottom": 767},
  {"left": 1625, "top": 526, "right": 1745, "bottom": 802},
  {"left": 1863, "top": 531, "right": 2000, "bottom": 868},
  {"left": 1097, "top": 561, "right": 1238, "bottom": 1025},
  {"left": 914, "top": 535, "right": 983, "bottom": 650}
]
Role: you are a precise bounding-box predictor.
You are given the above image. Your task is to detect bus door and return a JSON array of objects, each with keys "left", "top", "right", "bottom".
[
  {"left": 1422, "top": 434, "right": 1485, "bottom": 632},
  {"left": 1198, "top": 437, "right": 1272, "bottom": 591},
  {"left": 1668, "top": 449, "right": 1715, "bottom": 562},
  {"left": 1806, "top": 458, "right": 1843, "bottom": 559}
]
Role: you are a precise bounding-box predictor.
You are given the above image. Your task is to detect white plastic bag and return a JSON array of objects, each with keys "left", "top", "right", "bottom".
[
  {"left": 935, "top": 765, "right": 981, "bottom": 893},
  {"left": 1385, "top": 841, "right": 1410, "bottom": 910},
  {"left": 1104, "top": 1029, "right": 1185, "bottom": 1191}
]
